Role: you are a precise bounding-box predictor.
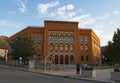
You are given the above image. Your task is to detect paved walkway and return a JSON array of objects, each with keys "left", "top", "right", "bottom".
[{"left": 0, "top": 65, "right": 115, "bottom": 83}]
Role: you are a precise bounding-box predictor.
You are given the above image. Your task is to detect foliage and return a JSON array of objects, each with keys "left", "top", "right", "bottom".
[
  {"left": 114, "top": 68, "right": 120, "bottom": 72},
  {"left": 84, "top": 67, "right": 94, "bottom": 70},
  {"left": 0, "top": 36, "right": 10, "bottom": 47},
  {"left": 104, "top": 28, "right": 120, "bottom": 64},
  {"left": 10, "top": 37, "right": 34, "bottom": 61},
  {"left": 0, "top": 56, "right": 5, "bottom": 63}
]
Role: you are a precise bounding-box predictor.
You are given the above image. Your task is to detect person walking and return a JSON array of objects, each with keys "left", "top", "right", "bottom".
[{"left": 76, "top": 63, "right": 80, "bottom": 75}]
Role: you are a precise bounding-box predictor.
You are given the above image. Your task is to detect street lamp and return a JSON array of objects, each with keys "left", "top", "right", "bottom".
[{"left": 5, "top": 50, "right": 8, "bottom": 63}]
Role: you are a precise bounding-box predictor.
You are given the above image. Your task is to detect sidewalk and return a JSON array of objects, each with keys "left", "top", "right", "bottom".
[
  {"left": 0, "top": 65, "right": 114, "bottom": 83},
  {"left": 29, "top": 69, "right": 114, "bottom": 83}
]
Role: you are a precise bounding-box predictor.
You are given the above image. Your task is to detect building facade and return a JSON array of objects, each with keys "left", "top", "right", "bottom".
[{"left": 10, "top": 20, "right": 101, "bottom": 65}]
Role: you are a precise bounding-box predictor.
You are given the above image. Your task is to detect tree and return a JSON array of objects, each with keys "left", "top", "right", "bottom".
[
  {"left": 10, "top": 37, "right": 34, "bottom": 63},
  {"left": 104, "top": 28, "right": 120, "bottom": 64}
]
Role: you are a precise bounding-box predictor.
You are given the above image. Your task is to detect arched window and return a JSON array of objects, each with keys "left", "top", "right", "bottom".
[
  {"left": 65, "top": 44, "right": 69, "bottom": 51},
  {"left": 70, "top": 44, "right": 74, "bottom": 51},
  {"left": 60, "top": 43, "right": 64, "bottom": 51},
  {"left": 70, "top": 35, "right": 74, "bottom": 40},
  {"left": 65, "top": 55, "right": 69, "bottom": 64},
  {"left": 55, "top": 43, "right": 58, "bottom": 51},
  {"left": 60, "top": 55, "right": 63, "bottom": 64},
  {"left": 55, "top": 55, "right": 58, "bottom": 64},
  {"left": 49, "top": 43, "right": 53, "bottom": 50},
  {"left": 70, "top": 55, "right": 74, "bottom": 62}
]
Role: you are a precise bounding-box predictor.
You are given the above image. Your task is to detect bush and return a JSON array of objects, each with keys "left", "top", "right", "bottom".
[
  {"left": 114, "top": 68, "right": 120, "bottom": 72},
  {"left": 0, "top": 56, "right": 5, "bottom": 63},
  {"left": 84, "top": 67, "right": 94, "bottom": 70}
]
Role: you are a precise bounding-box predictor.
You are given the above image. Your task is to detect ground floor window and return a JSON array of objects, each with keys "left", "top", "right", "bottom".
[
  {"left": 70, "top": 55, "right": 74, "bottom": 62},
  {"left": 55, "top": 55, "right": 58, "bottom": 64},
  {"left": 65, "top": 55, "right": 68, "bottom": 64},
  {"left": 60, "top": 55, "right": 63, "bottom": 64}
]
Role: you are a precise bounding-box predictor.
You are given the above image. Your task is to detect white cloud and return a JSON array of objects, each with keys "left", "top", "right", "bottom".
[
  {"left": 19, "top": 1, "right": 26, "bottom": 13},
  {"left": 70, "top": 14, "right": 95, "bottom": 27},
  {"left": 92, "top": 27, "right": 107, "bottom": 46},
  {"left": 96, "top": 14, "right": 110, "bottom": 20},
  {"left": 110, "top": 21, "right": 115, "bottom": 24},
  {"left": 0, "top": 20, "right": 21, "bottom": 28},
  {"left": 113, "top": 11, "right": 120, "bottom": 15},
  {"left": 49, "top": 4, "right": 76, "bottom": 20},
  {"left": 37, "top": 1, "right": 59, "bottom": 14},
  {"left": 58, "top": 4, "right": 74, "bottom": 11}
]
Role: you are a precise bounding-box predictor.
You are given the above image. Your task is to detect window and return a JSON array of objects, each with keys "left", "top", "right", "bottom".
[
  {"left": 55, "top": 44, "right": 58, "bottom": 50},
  {"left": 70, "top": 55, "right": 74, "bottom": 62},
  {"left": 60, "top": 55, "right": 63, "bottom": 64},
  {"left": 81, "top": 56, "right": 84, "bottom": 61},
  {"left": 85, "top": 45, "right": 88, "bottom": 51},
  {"left": 80, "top": 46, "right": 84, "bottom": 52},
  {"left": 86, "top": 56, "right": 89, "bottom": 61},
  {"left": 55, "top": 55, "right": 58, "bottom": 64},
  {"left": 38, "top": 34, "right": 42, "bottom": 41},
  {"left": 60, "top": 44, "right": 64, "bottom": 51},
  {"left": 85, "top": 36, "right": 88, "bottom": 42},
  {"left": 33, "top": 34, "right": 36, "bottom": 41},
  {"left": 38, "top": 44, "right": 41, "bottom": 50},
  {"left": 80, "top": 36, "right": 83, "bottom": 42},
  {"left": 65, "top": 55, "right": 69, "bottom": 64},
  {"left": 33, "top": 45, "right": 36, "bottom": 49},
  {"left": 70, "top": 35, "right": 74, "bottom": 40},
  {"left": 70, "top": 44, "right": 74, "bottom": 51},
  {"left": 49, "top": 43, "right": 53, "bottom": 50},
  {"left": 65, "top": 44, "right": 69, "bottom": 51}
]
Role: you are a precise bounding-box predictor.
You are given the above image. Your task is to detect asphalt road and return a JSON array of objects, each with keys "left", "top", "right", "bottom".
[{"left": 0, "top": 67, "right": 99, "bottom": 83}]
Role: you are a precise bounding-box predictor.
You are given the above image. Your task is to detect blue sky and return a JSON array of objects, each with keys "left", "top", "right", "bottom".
[{"left": 0, "top": 0, "right": 120, "bottom": 46}]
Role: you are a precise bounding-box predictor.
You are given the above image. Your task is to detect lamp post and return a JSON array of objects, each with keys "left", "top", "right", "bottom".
[{"left": 5, "top": 50, "right": 8, "bottom": 63}]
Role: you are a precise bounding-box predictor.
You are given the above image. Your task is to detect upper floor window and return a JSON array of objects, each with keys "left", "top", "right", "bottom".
[
  {"left": 38, "top": 44, "right": 41, "bottom": 50},
  {"left": 86, "top": 56, "right": 89, "bottom": 61},
  {"left": 70, "top": 36, "right": 74, "bottom": 40},
  {"left": 85, "top": 36, "right": 88, "bottom": 42},
  {"left": 60, "top": 44, "right": 64, "bottom": 51},
  {"left": 81, "top": 56, "right": 84, "bottom": 61},
  {"left": 49, "top": 43, "right": 53, "bottom": 50},
  {"left": 70, "top": 44, "right": 74, "bottom": 51},
  {"left": 85, "top": 45, "right": 88, "bottom": 51},
  {"left": 80, "top": 36, "right": 83, "bottom": 42},
  {"left": 65, "top": 44, "right": 69, "bottom": 51},
  {"left": 33, "top": 34, "right": 36, "bottom": 41},
  {"left": 38, "top": 34, "right": 43, "bottom": 41},
  {"left": 80, "top": 46, "right": 84, "bottom": 52},
  {"left": 55, "top": 44, "right": 58, "bottom": 50}
]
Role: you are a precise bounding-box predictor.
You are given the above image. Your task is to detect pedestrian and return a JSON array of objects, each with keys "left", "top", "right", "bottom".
[{"left": 76, "top": 63, "right": 80, "bottom": 75}]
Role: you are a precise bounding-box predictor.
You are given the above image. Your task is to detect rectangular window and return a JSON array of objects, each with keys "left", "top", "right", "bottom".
[
  {"left": 80, "top": 36, "right": 83, "bottom": 42},
  {"left": 86, "top": 56, "right": 88, "bottom": 61},
  {"left": 38, "top": 34, "right": 43, "bottom": 41},
  {"left": 33, "top": 34, "right": 36, "bottom": 41},
  {"left": 85, "top": 36, "right": 88, "bottom": 42},
  {"left": 38, "top": 45, "right": 41, "bottom": 50},
  {"left": 81, "top": 56, "right": 84, "bottom": 61},
  {"left": 80, "top": 46, "right": 84, "bottom": 52},
  {"left": 85, "top": 45, "right": 88, "bottom": 51}
]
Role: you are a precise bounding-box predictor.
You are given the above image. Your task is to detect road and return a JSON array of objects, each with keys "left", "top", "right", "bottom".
[{"left": 0, "top": 67, "right": 99, "bottom": 83}]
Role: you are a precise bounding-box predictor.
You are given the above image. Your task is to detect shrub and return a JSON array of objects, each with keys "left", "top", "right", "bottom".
[
  {"left": 84, "top": 67, "right": 94, "bottom": 70},
  {"left": 114, "top": 68, "right": 120, "bottom": 72}
]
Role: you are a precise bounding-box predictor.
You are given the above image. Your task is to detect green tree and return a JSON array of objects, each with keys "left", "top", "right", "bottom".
[
  {"left": 10, "top": 37, "right": 34, "bottom": 63},
  {"left": 104, "top": 28, "right": 120, "bottom": 64}
]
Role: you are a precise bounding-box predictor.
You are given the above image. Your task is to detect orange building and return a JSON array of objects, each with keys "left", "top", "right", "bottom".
[{"left": 10, "top": 20, "right": 101, "bottom": 65}]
